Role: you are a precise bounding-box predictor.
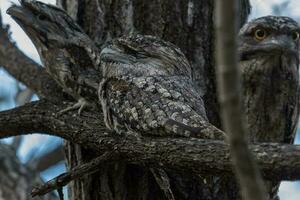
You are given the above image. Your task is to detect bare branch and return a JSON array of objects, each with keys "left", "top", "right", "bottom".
[
  {"left": 11, "top": 87, "right": 34, "bottom": 153},
  {"left": 150, "top": 168, "right": 175, "bottom": 200},
  {"left": 0, "top": 100, "right": 300, "bottom": 181},
  {"left": 0, "top": 99, "right": 107, "bottom": 140},
  {"left": 215, "top": 0, "right": 266, "bottom": 199},
  {"left": 31, "top": 151, "right": 116, "bottom": 197}
]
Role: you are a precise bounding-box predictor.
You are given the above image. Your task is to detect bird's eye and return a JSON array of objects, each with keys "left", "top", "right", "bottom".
[
  {"left": 38, "top": 14, "right": 47, "bottom": 21},
  {"left": 292, "top": 31, "right": 300, "bottom": 41},
  {"left": 254, "top": 29, "right": 267, "bottom": 41}
]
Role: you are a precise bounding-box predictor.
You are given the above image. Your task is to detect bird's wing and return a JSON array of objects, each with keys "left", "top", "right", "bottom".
[{"left": 100, "top": 75, "right": 224, "bottom": 139}]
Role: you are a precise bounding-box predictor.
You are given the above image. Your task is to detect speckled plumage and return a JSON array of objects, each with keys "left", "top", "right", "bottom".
[
  {"left": 100, "top": 75, "right": 217, "bottom": 138},
  {"left": 239, "top": 15, "right": 300, "bottom": 143},
  {"left": 99, "top": 34, "right": 224, "bottom": 139},
  {"left": 7, "top": 1, "right": 101, "bottom": 107},
  {"left": 238, "top": 16, "right": 300, "bottom": 200}
]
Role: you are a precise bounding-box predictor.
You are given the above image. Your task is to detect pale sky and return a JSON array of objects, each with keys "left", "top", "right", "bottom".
[{"left": 0, "top": 0, "right": 299, "bottom": 199}]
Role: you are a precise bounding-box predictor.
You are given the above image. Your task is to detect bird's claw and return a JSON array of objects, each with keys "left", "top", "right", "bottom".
[{"left": 58, "top": 98, "right": 89, "bottom": 115}]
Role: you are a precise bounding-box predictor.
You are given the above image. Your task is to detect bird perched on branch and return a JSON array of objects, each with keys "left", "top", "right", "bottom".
[
  {"left": 238, "top": 16, "right": 300, "bottom": 199},
  {"left": 98, "top": 34, "right": 225, "bottom": 139},
  {"left": 7, "top": 0, "right": 102, "bottom": 114}
]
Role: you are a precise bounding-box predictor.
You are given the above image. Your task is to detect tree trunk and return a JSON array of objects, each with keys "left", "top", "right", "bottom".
[{"left": 58, "top": 0, "right": 251, "bottom": 199}]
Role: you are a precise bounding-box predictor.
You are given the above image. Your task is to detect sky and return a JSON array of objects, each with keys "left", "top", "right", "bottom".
[{"left": 0, "top": 0, "right": 300, "bottom": 199}]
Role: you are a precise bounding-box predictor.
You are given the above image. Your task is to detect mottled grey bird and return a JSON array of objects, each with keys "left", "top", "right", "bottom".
[
  {"left": 7, "top": 0, "right": 102, "bottom": 113},
  {"left": 99, "top": 34, "right": 224, "bottom": 139},
  {"left": 238, "top": 16, "right": 300, "bottom": 199}
]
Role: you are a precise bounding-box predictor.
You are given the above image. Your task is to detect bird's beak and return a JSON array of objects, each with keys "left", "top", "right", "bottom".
[
  {"left": 7, "top": 5, "right": 34, "bottom": 27},
  {"left": 260, "top": 35, "right": 298, "bottom": 57},
  {"left": 7, "top": 4, "right": 49, "bottom": 50}
]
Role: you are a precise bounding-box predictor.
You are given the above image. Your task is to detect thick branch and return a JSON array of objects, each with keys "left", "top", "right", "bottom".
[
  {"left": 0, "top": 99, "right": 107, "bottom": 139},
  {"left": 0, "top": 22, "right": 64, "bottom": 100},
  {"left": 0, "top": 100, "right": 300, "bottom": 181}
]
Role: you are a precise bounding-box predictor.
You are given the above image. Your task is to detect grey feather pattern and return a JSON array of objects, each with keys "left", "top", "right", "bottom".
[{"left": 99, "top": 34, "right": 224, "bottom": 139}]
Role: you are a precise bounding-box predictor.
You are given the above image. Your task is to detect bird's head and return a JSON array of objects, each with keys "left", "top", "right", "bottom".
[
  {"left": 238, "top": 16, "right": 300, "bottom": 61},
  {"left": 101, "top": 35, "right": 192, "bottom": 77},
  {"left": 6, "top": 0, "right": 85, "bottom": 53}
]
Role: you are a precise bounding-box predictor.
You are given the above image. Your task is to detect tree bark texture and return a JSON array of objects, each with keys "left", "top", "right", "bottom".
[{"left": 57, "top": 0, "right": 251, "bottom": 199}]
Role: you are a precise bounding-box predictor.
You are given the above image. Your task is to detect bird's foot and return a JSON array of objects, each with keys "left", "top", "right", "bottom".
[{"left": 58, "top": 98, "right": 89, "bottom": 115}]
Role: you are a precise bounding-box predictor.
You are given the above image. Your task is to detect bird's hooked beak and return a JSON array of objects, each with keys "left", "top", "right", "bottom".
[
  {"left": 259, "top": 35, "right": 298, "bottom": 56},
  {"left": 7, "top": 4, "right": 32, "bottom": 26},
  {"left": 239, "top": 35, "right": 299, "bottom": 61},
  {"left": 7, "top": 4, "right": 49, "bottom": 49}
]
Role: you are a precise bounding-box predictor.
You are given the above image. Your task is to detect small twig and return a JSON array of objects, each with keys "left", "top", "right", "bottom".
[
  {"left": 150, "top": 168, "right": 175, "bottom": 200},
  {"left": 31, "top": 151, "right": 117, "bottom": 197}
]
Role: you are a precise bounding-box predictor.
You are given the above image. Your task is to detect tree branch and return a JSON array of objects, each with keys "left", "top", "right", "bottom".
[
  {"left": 0, "top": 100, "right": 300, "bottom": 181},
  {"left": 31, "top": 151, "right": 116, "bottom": 197},
  {"left": 0, "top": 99, "right": 107, "bottom": 139},
  {"left": 215, "top": 0, "right": 266, "bottom": 199}
]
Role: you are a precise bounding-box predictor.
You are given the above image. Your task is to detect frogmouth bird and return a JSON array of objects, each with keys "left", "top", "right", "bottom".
[
  {"left": 238, "top": 16, "right": 300, "bottom": 199},
  {"left": 7, "top": 0, "right": 102, "bottom": 114},
  {"left": 99, "top": 34, "right": 225, "bottom": 138}
]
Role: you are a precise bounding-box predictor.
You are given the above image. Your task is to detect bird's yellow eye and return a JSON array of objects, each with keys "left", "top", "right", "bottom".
[
  {"left": 254, "top": 29, "right": 267, "bottom": 41},
  {"left": 292, "top": 31, "right": 300, "bottom": 41}
]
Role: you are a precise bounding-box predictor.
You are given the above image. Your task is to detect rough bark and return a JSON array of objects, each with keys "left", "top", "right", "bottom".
[{"left": 1, "top": 101, "right": 300, "bottom": 182}]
